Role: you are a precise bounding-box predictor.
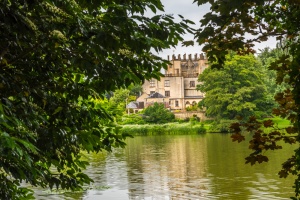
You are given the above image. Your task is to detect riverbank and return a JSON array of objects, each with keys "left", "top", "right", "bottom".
[{"left": 120, "top": 117, "right": 291, "bottom": 136}]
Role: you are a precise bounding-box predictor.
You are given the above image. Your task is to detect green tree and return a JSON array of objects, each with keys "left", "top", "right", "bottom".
[
  {"left": 257, "top": 47, "right": 290, "bottom": 96},
  {"left": 128, "top": 83, "right": 143, "bottom": 97},
  {"left": 0, "top": 0, "right": 192, "bottom": 198},
  {"left": 143, "top": 102, "right": 175, "bottom": 124},
  {"left": 198, "top": 53, "right": 272, "bottom": 120},
  {"left": 109, "top": 89, "right": 130, "bottom": 109},
  {"left": 108, "top": 88, "right": 136, "bottom": 118},
  {"left": 194, "top": 0, "right": 300, "bottom": 197}
]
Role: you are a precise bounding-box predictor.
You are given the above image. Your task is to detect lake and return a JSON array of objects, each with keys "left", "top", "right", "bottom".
[{"left": 34, "top": 133, "right": 296, "bottom": 199}]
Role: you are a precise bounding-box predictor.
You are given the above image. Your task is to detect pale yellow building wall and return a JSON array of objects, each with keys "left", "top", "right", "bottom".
[
  {"left": 173, "top": 111, "right": 207, "bottom": 121},
  {"left": 183, "top": 77, "right": 203, "bottom": 97},
  {"left": 136, "top": 92, "right": 149, "bottom": 102}
]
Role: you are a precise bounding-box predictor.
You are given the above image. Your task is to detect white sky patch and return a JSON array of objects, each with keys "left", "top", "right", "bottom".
[{"left": 154, "top": 0, "right": 277, "bottom": 59}]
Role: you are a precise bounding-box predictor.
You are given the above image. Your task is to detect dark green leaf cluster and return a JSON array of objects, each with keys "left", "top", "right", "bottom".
[
  {"left": 194, "top": 0, "right": 298, "bottom": 68},
  {"left": 0, "top": 0, "right": 192, "bottom": 198},
  {"left": 194, "top": 0, "right": 300, "bottom": 197}
]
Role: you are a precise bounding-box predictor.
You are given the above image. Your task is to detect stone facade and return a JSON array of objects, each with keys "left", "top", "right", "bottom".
[{"left": 139, "top": 53, "right": 208, "bottom": 110}]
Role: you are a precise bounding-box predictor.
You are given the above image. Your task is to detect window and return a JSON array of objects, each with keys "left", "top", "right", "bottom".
[
  {"left": 190, "top": 81, "right": 195, "bottom": 87},
  {"left": 150, "top": 91, "right": 155, "bottom": 95},
  {"left": 150, "top": 79, "right": 155, "bottom": 87},
  {"left": 175, "top": 100, "right": 179, "bottom": 107},
  {"left": 165, "top": 91, "right": 170, "bottom": 97},
  {"left": 164, "top": 80, "right": 170, "bottom": 87}
]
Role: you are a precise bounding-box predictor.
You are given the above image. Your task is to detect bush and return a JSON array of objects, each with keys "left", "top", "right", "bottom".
[
  {"left": 196, "top": 124, "right": 206, "bottom": 134},
  {"left": 184, "top": 117, "right": 190, "bottom": 122},
  {"left": 186, "top": 104, "right": 198, "bottom": 111},
  {"left": 119, "top": 114, "right": 145, "bottom": 125},
  {"left": 175, "top": 118, "right": 186, "bottom": 123},
  {"left": 208, "top": 120, "right": 237, "bottom": 133},
  {"left": 143, "top": 102, "right": 175, "bottom": 124}
]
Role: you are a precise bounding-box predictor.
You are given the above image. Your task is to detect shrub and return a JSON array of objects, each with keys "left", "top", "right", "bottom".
[
  {"left": 208, "top": 120, "right": 237, "bottom": 133},
  {"left": 119, "top": 114, "right": 145, "bottom": 125},
  {"left": 186, "top": 104, "right": 198, "bottom": 111},
  {"left": 196, "top": 124, "right": 206, "bottom": 134},
  {"left": 143, "top": 102, "right": 175, "bottom": 124}
]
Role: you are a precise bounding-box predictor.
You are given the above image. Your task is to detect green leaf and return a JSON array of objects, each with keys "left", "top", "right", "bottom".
[{"left": 53, "top": 107, "right": 63, "bottom": 115}]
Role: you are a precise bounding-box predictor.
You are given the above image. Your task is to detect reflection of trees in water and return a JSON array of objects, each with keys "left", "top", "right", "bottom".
[
  {"left": 81, "top": 134, "right": 295, "bottom": 199},
  {"left": 33, "top": 133, "right": 294, "bottom": 199},
  {"left": 83, "top": 149, "right": 129, "bottom": 190},
  {"left": 124, "top": 135, "right": 209, "bottom": 199}
]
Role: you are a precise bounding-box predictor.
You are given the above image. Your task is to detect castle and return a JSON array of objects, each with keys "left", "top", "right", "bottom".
[{"left": 134, "top": 53, "right": 208, "bottom": 111}]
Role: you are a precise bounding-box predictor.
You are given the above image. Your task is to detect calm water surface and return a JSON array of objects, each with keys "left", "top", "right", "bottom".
[{"left": 34, "top": 133, "right": 296, "bottom": 199}]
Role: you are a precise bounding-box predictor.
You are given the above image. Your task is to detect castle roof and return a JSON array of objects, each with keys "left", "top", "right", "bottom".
[
  {"left": 147, "top": 92, "right": 165, "bottom": 98},
  {"left": 126, "top": 101, "right": 144, "bottom": 109}
]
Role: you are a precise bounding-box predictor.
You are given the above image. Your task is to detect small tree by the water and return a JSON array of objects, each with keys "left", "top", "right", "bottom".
[{"left": 143, "top": 103, "right": 175, "bottom": 124}]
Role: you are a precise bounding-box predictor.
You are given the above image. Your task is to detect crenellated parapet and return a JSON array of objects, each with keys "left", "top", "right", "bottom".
[{"left": 167, "top": 53, "right": 206, "bottom": 61}]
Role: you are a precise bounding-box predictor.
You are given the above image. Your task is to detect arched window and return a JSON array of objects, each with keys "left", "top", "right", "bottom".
[{"left": 185, "top": 101, "right": 191, "bottom": 107}]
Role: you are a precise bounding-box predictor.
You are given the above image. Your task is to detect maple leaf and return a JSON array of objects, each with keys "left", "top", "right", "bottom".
[
  {"left": 278, "top": 170, "right": 289, "bottom": 178},
  {"left": 283, "top": 137, "right": 296, "bottom": 144},
  {"left": 245, "top": 155, "right": 257, "bottom": 165},
  {"left": 285, "top": 126, "right": 297, "bottom": 134},
  {"left": 246, "top": 116, "right": 255, "bottom": 123},
  {"left": 257, "top": 155, "right": 269, "bottom": 163},
  {"left": 263, "top": 119, "right": 274, "bottom": 128},
  {"left": 231, "top": 133, "right": 245, "bottom": 143},
  {"left": 229, "top": 122, "right": 241, "bottom": 133}
]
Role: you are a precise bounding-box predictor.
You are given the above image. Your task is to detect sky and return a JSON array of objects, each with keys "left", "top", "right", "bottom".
[{"left": 154, "top": 0, "right": 277, "bottom": 59}]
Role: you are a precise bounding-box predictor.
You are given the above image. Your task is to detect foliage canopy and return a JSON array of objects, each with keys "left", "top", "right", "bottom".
[
  {"left": 194, "top": 0, "right": 300, "bottom": 197},
  {"left": 0, "top": 0, "right": 192, "bottom": 198},
  {"left": 198, "top": 53, "right": 273, "bottom": 120}
]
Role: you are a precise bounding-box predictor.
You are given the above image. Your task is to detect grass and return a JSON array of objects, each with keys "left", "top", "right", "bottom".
[
  {"left": 120, "top": 117, "right": 292, "bottom": 136},
  {"left": 120, "top": 122, "right": 207, "bottom": 136}
]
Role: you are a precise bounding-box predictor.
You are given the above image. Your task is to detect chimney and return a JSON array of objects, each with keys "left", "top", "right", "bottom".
[
  {"left": 178, "top": 54, "right": 181, "bottom": 60},
  {"left": 194, "top": 53, "right": 198, "bottom": 60},
  {"left": 167, "top": 55, "right": 170, "bottom": 61},
  {"left": 200, "top": 53, "right": 204, "bottom": 60},
  {"left": 188, "top": 54, "right": 192, "bottom": 60},
  {"left": 172, "top": 54, "right": 176, "bottom": 60},
  {"left": 183, "top": 53, "right": 186, "bottom": 60}
]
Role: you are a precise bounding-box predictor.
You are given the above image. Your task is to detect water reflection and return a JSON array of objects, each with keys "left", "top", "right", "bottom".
[
  {"left": 34, "top": 134, "right": 295, "bottom": 199},
  {"left": 206, "top": 134, "right": 295, "bottom": 199},
  {"left": 124, "top": 135, "right": 209, "bottom": 199}
]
